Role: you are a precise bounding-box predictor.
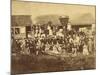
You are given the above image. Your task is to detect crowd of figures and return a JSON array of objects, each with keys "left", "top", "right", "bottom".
[{"left": 11, "top": 24, "right": 95, "bottom": 56}]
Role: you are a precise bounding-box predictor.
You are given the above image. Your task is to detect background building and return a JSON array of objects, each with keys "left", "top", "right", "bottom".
[{"left": 11, "top": 15, "right": 32, "bottom": 39}]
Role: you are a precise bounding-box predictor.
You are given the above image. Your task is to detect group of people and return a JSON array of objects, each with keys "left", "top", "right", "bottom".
[{"left": 11, "top": 24, "right": 95, "bottom": 56}]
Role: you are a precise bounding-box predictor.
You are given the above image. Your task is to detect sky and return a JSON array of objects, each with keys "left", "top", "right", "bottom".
[{"left": 12, "top": 0, "right": 96, "bottom": 23}]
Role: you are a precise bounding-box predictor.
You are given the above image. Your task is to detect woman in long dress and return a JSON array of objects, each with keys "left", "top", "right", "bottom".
[{"left": 83, "top": 44, "right": 89, "bottom": 55}]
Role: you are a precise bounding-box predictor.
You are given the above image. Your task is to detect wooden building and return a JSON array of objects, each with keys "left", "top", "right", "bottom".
[
  {"left": 11, "top": 15, "right": 32, "bottom": 39},
  {"left": 71, "top": 13, "right": 95, "bottom": 31}
]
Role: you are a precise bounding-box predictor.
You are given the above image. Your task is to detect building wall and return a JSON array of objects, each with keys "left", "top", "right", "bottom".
[{"left": 11, "top": 26, "right": 26, "bottom": 39}]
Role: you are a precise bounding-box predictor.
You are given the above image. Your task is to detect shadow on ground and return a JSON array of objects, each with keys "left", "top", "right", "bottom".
[{"left": 11, "top": 54, "right": 96, "bottom": 75}]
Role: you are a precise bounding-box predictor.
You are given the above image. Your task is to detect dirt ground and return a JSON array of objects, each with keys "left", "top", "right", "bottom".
[{"left": 11, "top": 53, "right": 96, "bottom": 75}]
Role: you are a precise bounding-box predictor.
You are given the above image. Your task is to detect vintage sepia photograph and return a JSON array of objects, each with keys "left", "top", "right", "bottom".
[{"left": 11, "top": 0, "right": 96, "bottom": 74}]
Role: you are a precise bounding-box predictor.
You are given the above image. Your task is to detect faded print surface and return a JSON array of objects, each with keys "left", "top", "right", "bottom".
[{"left": 11, "top": 0, "right": 96, "bottom": 74}]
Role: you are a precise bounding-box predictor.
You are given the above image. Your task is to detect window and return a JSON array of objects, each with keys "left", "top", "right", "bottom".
[{"left": 15, "top": 28, "right": 20, "bottom": 34}]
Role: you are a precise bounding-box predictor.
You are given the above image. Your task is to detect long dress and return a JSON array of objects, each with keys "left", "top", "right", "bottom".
[
  {"left": 51, "top": 45, "right": 59, "bottom": 54},
  {"left": 88, "top": 39, "right": 93, "bottom": 53},
  {"left": 83, "top": 45, "right": 89, "bottom": 55}
]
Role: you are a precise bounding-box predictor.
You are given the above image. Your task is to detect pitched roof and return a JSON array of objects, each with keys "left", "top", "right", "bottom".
[
  {"left": 11, "top": 15, "right": 32, "bottom": 26},
  {"left": 71, "top": 13, "right": 95, "bottom": 25},
  {"left": 35, "top": 13, "right": 95, "bottom": 26},
  {"left": 35, "top": 15, "right": 62, "bottom": 25}
]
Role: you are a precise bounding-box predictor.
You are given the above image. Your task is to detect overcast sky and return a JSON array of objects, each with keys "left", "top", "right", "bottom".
[{"left": 12, "top": 0, "right": 95, "bottom": 22}]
